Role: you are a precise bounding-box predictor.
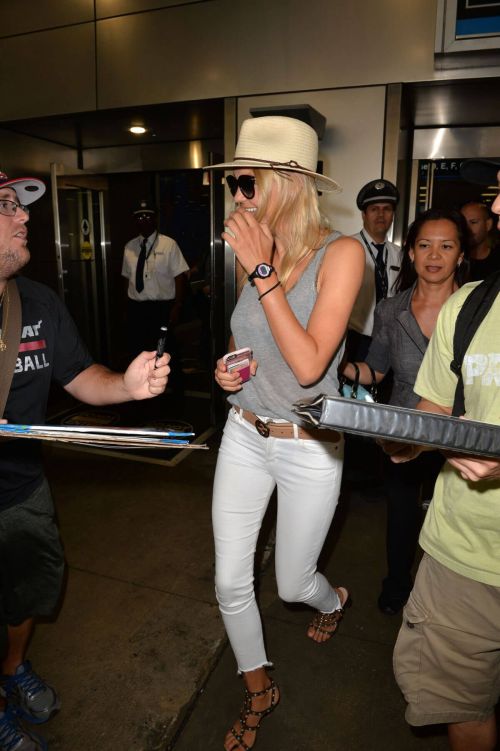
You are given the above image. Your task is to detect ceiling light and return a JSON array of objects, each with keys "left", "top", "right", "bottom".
[{"left": 129, "top": 126, "right": 146, "bottom": 135}]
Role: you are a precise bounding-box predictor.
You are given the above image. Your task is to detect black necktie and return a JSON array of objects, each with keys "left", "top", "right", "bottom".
[
  {"left": 373, "top": 243, "right": 388, "bottom": 303},
  {"left": 135, "top": 237, "right": 148, "bottom": 293}
]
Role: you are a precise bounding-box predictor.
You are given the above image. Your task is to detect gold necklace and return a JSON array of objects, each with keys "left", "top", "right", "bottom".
[{"left": 0, "top": 285, "right": 10, "bottom": 351}]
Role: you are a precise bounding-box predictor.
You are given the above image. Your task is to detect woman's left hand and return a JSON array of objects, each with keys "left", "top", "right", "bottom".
[
  {"left": 378, "top": 439, "right": 423, "bottom": 463},
  {"left": 222, "top": 208, "right": 274, "bottom": 273}
]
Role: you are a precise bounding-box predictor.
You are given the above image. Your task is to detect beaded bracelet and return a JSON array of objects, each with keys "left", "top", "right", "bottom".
[{"left": 258, "top": 280, "right": 281, "bottom": 302}]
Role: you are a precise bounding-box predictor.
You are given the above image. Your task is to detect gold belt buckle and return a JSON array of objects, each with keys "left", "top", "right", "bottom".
[{"left": 255, "top": 418, "right": 270, "bottom": 438}]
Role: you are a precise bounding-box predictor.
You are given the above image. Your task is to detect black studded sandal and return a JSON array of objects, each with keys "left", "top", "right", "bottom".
[
  {"left": 227, "top": 679, "right": 280, "bottom": 751},
  {"left": 308, "top": 586, "right": 350, "bottom": 643}
]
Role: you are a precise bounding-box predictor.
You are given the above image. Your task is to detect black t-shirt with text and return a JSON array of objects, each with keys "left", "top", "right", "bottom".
[{"left": 0, "top": 277, "right": 93, "bottom": 510}]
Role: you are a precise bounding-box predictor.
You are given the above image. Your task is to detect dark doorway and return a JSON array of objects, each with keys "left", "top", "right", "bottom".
[{"left": 48, "top": 164, "right": 224, "bottom": 456}]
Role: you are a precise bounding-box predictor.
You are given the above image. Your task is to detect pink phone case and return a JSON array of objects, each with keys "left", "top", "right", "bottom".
[{"left": 223, "top": 349, "right": 252, "bottom": 382}]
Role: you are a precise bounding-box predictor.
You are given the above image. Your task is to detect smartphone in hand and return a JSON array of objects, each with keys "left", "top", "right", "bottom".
[{"left": 222, "top": 347, "right": 252, "bottom": 383}]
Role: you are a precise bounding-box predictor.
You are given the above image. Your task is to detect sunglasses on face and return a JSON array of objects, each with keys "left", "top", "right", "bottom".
[{"left": 226, "top": 174, "right": 256, "bottom": 199}]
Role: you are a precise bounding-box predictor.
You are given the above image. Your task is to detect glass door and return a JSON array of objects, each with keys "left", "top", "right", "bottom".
[
  {"left": 49, "top": 164, "right": 227, "bottom": 459},
  {"left": 51, "top": 165, "right": 111, "bottom": 363}
]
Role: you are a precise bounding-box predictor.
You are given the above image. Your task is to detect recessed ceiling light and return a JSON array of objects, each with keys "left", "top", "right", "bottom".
[{"left": 129, "top": 126, "right": 146, "bottom": 135}]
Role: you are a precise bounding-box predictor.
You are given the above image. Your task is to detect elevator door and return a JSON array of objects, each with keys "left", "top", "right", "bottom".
[
  {"left": 412, "top": 158, "right": 498, "bottom": 217},
  {"left": 410, "top": 126, "right": 500, "bottom": 222}
]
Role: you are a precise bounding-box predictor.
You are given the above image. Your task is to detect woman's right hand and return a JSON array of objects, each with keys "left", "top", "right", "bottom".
[
  {"left": 222, "top": 208, "right": 273, "bottom": 275},
  {"left": 214, "top": 357, "right": 258, "bottom": 392}
]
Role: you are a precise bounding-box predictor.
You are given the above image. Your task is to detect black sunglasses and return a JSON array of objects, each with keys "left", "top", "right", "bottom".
[{"left": 226, "top": 174, "right": 256, "bottom": 199}]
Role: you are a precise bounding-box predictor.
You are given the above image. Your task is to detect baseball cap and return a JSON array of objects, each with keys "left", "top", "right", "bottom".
[
  {"left": 133, "top": 200, "right": 156, "bottom": 216},
  {"left": 0, "top": 171, "right": 46, "bottom": 205},
  {"left": 356, "top": 179, "right": 399, "bottom": 211}
]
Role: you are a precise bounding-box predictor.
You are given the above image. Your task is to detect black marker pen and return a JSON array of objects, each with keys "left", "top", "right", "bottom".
[{"left": 155, "top": 325, "right": 168, "bottom": 369}]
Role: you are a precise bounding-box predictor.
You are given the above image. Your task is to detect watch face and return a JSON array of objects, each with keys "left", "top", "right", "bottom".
[
  {"left": 248, "top": 263, "right": 274, "bottom": 284},
  {"left": 257, "top": 263, "right": 272, "bottom": 278}
]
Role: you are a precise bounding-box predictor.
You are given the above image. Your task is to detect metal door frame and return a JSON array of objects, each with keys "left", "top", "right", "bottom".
[{"left": 50, "top": 163, "right": 112, "bottom": 361}]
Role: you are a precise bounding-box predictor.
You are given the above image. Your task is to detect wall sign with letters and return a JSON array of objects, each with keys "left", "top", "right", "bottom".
[{"left": 436, "top": 0, "right": 500, "bottom": 53}]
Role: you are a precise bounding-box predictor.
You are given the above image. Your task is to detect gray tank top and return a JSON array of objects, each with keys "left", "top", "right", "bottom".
[{"left": 229, "top": 234, "right": 344, "bottom": 424}]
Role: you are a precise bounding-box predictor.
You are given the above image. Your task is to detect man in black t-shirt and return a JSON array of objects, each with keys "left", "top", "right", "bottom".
[{"left": 0, "top": 172, "right": 170, "bottom": 751}]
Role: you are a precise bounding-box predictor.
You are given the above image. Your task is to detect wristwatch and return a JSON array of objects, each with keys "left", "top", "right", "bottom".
[{"left": 248, "top": 263, "right": 275, "bottom": 285}]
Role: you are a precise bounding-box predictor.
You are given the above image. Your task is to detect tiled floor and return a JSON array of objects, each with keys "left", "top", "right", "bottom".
[{"left": 19, "top": 437, "right": 454, "bottom": 751}]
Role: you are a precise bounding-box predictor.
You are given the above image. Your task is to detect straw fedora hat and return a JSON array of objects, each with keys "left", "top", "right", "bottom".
[{"left": 204, "top": 116, "right": 340, "bottom": 193}]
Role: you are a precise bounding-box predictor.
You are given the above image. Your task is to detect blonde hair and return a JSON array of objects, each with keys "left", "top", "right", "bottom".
[{"left": 253, "top": 169, "right": 329, "bottom": 289}]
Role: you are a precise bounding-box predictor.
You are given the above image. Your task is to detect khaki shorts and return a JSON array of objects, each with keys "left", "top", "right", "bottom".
[{"left": 393, "top": 553, "right": 500, "bottom": 726}]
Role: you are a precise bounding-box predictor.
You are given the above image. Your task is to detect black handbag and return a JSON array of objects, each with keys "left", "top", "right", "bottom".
[{"left": 338, "top": 363, "right": 377, "bottom": 402}]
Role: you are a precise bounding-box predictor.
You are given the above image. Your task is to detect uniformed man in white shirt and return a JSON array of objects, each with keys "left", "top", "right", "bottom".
[
  {"left": 344, "top": 180, "right": 401, "bottom": 498},
  {"left": 347, "top": 179, "right": 401, "bottom": 360},
  {"left": 122, "top": 200, "right": 189, "bottom": 392}
]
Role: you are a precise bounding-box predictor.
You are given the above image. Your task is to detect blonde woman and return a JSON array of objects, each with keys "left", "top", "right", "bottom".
[{"left": 205, "top": 117, "right": 364, "bottom": 751}]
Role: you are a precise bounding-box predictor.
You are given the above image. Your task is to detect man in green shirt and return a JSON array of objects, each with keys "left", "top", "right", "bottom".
[{"left": 385, "top": 158, "right": 500, "bottom": 751}]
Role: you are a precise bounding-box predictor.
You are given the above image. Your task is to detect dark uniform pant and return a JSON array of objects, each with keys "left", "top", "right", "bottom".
[
  {"left": 379, "top": 451, "right": 444, "bottom": 608},
  {"left": 127, "top": 299, "right": 183, "bottom": 395}
]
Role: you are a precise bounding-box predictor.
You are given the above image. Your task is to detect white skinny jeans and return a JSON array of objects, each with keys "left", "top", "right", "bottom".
[{"left": 212, "top": 407, "right": 344, "bottom": 673}]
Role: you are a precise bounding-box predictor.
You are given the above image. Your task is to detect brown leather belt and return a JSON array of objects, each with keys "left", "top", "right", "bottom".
[{"left": 234, "top": 406, "right": 341, "bottom": 442}]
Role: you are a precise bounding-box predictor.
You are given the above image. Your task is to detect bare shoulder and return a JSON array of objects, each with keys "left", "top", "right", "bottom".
[
  {"left": 322, "top": 235, "right": 364, "bottom": 272},
  {"left": 328, "top": 234, "right": 362, "bottom": 249},
  {"left": 316, "top": 236, "right": 364, "bottom": 295}
]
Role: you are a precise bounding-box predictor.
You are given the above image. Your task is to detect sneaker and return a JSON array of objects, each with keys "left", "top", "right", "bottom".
[
  {"left": 0, "top": 706, "right": 47, "bottom": 751},
  {"left": 0, "top": 663, "right": 60, "bottom": 725}
]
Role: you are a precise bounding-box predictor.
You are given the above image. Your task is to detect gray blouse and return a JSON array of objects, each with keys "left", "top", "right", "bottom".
[{"left": 366, "top": 283, "right": 429, "bottom": 409}]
